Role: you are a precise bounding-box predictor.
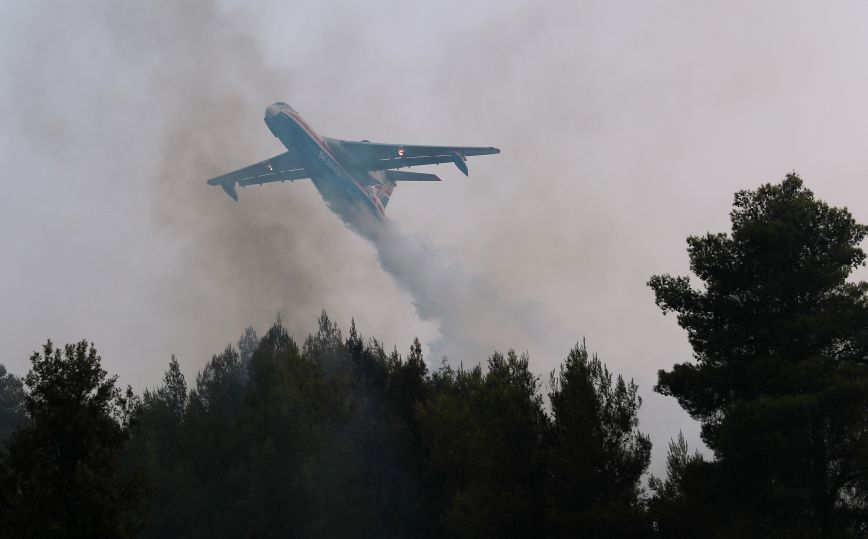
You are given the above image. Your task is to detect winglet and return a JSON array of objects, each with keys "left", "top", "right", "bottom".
[{"left": 452, "top": 152, "right": 469, "bottom": 176}]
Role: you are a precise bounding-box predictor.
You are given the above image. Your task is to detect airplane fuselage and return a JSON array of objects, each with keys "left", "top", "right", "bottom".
[{"left": 264, "top": 103, "right": 388, "bottom": 220}]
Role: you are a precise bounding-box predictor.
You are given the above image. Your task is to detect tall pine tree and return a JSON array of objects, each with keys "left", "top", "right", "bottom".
[
  {"left": 546, "top": 343, "right": 651, "bottom": 538},
  {"left": 0, "top": 341, "right": 143, "bottom": 538},
  {"left": 649, "top": 174, "right": 868, "bottom": 536}
]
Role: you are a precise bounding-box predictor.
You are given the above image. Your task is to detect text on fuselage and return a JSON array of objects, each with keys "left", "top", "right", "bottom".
[{"left": 319, "top": 150, "right": 342, "bottom": 177}]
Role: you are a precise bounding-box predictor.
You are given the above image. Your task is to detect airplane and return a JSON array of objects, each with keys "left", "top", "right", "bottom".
[{"left": 206, "top": 102, "right": 500, "bottom": 224}]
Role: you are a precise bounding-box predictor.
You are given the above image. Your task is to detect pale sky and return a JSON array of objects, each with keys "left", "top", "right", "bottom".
[{"left": 3, "top": 0, "right": 868, "bottom": 475}]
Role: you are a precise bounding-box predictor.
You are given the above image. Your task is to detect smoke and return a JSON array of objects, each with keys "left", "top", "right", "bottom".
[
  {"left": 83, "top": 0, "right": 565, "bottom": 369},
  {"left": 0, "top": 0, "right": 422, "bottom": 378},
  {"left": 341, "top": 209, "right": 569, "bottom": 364},
  {"left": 52, "top": 0, "right": 555, "bottom": 370},
  {"left": 101, "top": 0, "right": 380, "bottom": 366},
  {"left": 21, "top": 0, "right": 868, "bottom": 473}
]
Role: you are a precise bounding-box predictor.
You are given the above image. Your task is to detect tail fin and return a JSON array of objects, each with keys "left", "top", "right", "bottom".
[
  {"left": 370, "top": 184, "right": 394, "bottom": 210},
  {"left": 372, "top": 170, "right": 441, "bottom": 210}
]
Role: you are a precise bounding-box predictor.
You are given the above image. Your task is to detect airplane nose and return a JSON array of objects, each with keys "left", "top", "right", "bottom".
[{"left": 265, "top": 103, "right": 283, "bottom": 119}]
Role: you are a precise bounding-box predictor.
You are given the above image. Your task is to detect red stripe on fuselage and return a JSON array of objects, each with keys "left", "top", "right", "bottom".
[{"left": 285, "top": 112, "right": 384, "bottom": 216}]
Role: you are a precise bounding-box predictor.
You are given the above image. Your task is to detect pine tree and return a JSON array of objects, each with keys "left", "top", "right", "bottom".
[
  {"left": 546, "top": 343, "right": 651, "bottom": 537},
  {"left": 649, "top": 174, "right": 868, "bottom": 535},
  {"left": 0, "top": 341, "right": 143, "bottom": 538},
  {"left": 0, "top": 364, "right": 25, "bottom": 444},
  {"left": 648, "top": 432, "right": 708, "bottom": 537},
  {"left": 418, "top": 351, "right": 548, "bottom": 538},
  {"left": 156, "top": 355, "right": 187, "bottom": 420}
]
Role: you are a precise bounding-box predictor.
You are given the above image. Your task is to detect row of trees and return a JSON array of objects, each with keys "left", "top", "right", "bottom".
[
  {"left": 0, "top": 318, "right": 651, "bottom": 538},
  {"left": 1, "top": 174, "right": 867, "bottom": 537}
]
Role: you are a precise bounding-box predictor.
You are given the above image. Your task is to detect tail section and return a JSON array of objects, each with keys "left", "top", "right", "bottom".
[
  {"left": 370, "top": 184, "right": 395, "bottom": 210},
  {"left": 372, "top": 171, "right": 441, "bottom": 210},
  {"left": 383, "top": 170, "right": 442, "bottom": 183}
]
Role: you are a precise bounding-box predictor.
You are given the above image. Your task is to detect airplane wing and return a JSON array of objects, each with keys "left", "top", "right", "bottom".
[
  {"left": 206, "top": 151, "right": 309, "bottom": 201},
  {"left": 337, "top": 140, "right": 500, "bottom": 176}
]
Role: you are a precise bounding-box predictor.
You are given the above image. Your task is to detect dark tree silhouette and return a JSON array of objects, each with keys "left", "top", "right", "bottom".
[
  {"left": 0, "top": 364, "right": 25, "bottom": 444},
  {"left": 3, "top": 312, "right": 658, "bottom": 538},
  {"left": 0, "top": 341, "right": 143, "bottom": 538},
  {"left": 546, "top": 343, "right": 652, "bottom": 538},
  {"left": 649, "top": 174, "right": 868, "bottom": 536},
  {"left": 648, "top": 432, "right": 709, "bottom": 537},
  {"left": 417, "top": 350, "right": 549, "bottom": 538}
]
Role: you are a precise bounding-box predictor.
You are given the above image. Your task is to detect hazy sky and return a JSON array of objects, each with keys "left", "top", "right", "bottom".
[{"left": 3, "top": 0, "right": 868, "bottom": 474}]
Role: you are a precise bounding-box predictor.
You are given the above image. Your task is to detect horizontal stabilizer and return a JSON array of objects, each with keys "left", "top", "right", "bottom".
[{"left": 384, "top": 170, "right": 442, "bottom": 182}]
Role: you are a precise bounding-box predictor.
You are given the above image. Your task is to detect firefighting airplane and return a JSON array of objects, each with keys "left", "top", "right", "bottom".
[{"left": 206, "top": 102, "right": 500, "bottom": 222}]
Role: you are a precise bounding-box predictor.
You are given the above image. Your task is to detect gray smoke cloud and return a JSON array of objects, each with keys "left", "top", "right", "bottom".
[
  {"left": 344, "top": 210, "right": 570, "bottom": 364},
  {"left": 117, "top": 0, "right": 553, "bottom": 368},
  {"left": 100, "top": 0, "right": 401, "bottom": 369},
  {"left": 0, "top": 0, "right": 557, "bottom": 377},
  {"left": 7, "top": 0, "right": 868, "bottom": 475},
  {"left": 0, "top": 0, "right": 418, "bottom": 381}
]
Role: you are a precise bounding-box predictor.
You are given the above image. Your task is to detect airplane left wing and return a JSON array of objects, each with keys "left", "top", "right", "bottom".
[
  {"left": 206, "top": 151, "right": 309, "bottom": 201},
  {"left": 336, "top": 139, "right": 500, "bottom": 176}
]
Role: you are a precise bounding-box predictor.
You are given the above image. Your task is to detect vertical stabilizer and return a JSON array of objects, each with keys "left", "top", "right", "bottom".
[{"left": 369, "top": 183, "right": 395, "bottom": 210}]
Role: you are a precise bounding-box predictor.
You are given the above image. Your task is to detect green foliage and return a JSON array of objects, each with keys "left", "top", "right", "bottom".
[
  {"left": 547, "top": 343, "right": 652, "bottom": 537},
  {"left": 649, "top": 174, "right": 868, "bottom": 536},
  {"left": 237, "top": 325, "right": 258, "bottom": 367},
  {"left": 122, "top": 313, "right": 651, "bottom": 538},
  {"left": 648, "top": 433, "right": 703, "bottom": 507},
  {"left": 131, "top": 314, "right": 440, "bottom": 538},
  {"left": 238, "top": 318, "right": 340, "bottom": 537},
  {"left": 0, "top": 364, "right": 25, "bottom": 444},
  {"left": 0, "top": 341, "right": 143, "bottom": 538},
  {"left": 647, "top": 433, "right": 709, "bottom": 537},
  {"left": 417, "top": 350, "right": 548, "bottom": 538},
  {"left": 0, "top": 317, "right": 653, "bottom": 538},
  {"left": 155, "top": 354, "right": 186, "bottom": 419}
]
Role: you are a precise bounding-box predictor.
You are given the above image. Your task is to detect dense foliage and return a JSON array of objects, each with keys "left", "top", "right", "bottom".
[
  {"left": 0, "top": 317, "right": 650, "bottom": 538},
  {"left": 0, "top": 341, "right": 143, "bottom": 538},
  {"left": 2, "top": 174, "right": 867, "bottom": 537},
  {"left": 649, "top": 174, "right": 868, "bottom": 536},
  {"left": 0, "top": 365, "right": 25, "bottom": 444}
]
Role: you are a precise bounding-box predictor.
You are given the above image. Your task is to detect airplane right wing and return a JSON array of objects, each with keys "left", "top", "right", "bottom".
[
  {"left": 336, "top": 140, "right": 500, "bottom": 176},
  {"left": 206, "top": 151, "right": 309, "bottom": 201}
]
